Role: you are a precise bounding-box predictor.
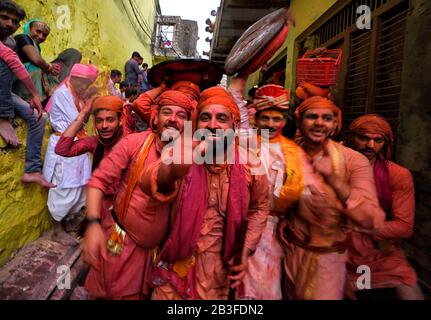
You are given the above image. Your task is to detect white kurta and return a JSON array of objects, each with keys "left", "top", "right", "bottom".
[
  {"left": 43, "top": 84, "right": 91, "bottom": 221},
  {"left": 230, "top": 80, "right": 287, "bottom": 299}
]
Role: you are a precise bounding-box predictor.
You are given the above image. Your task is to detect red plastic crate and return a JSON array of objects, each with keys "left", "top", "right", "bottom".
[{"left": 296, "top": 49, "right": 342, "bottom": 86}]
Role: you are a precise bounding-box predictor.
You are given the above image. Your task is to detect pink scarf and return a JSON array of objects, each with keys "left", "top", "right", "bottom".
[
  {"left": 45, "top": 63, "right": 98, "bottom": 112},
  {"left": 152, "top": 152, "right": 248, "bottom": 298},
  {"left": 373, "top": 153, "right": 392, "bottom": 220}
]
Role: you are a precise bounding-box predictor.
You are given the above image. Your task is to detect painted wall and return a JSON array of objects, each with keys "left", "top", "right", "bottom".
[
  {"left": 0, "top": 0, "right": 159, "bottom": 266},
  {"left": 12, "top": 0, "right": 159, "bottom": 90},
  {"left": 0, "top": 119, "right": 52, "bottom": 266}
]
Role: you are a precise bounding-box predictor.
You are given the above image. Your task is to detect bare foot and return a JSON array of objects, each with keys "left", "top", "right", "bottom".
[
  {"left": 51, "top": 230, "right": 79, "bottom": 247},
  {"left": 21, "top": 172, "right": 56, "bottom": 188},
  {"left": 0, "top": 118, "right": 21, "bottom": 147}
]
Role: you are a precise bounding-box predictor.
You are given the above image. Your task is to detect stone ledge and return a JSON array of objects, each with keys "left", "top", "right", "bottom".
[{"left": 0, "top": 231, "right": 87, "bottom": 300}]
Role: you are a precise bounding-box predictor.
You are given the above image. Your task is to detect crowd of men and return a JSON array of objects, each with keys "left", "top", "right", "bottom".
[{"left": 0, "top": 0, "right": 424, "bottom": 300}]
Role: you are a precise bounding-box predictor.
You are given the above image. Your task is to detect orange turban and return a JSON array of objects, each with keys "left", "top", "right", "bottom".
[
  {"left": 295, "top": 96, "right": 342, "bottom": 134},
  {"left": 197, "top": 86, "right": 240, "bottom": 123},
  {"left": 349, "top": 114, "right": 394, "bottom": 159},
  {"left": 171, "top": 81, "right": 201, "bottom": 101},
  {"left": 251, "top": 84, "right": 290, "bottom": 112},
  {"left": 92, "top": 95, "right": 124, "bottom": 114},
  {"left": 155, "top": 90, "right": 196, "bottom": 113},
  {"left": 132, "top": 90, "right": 195, "bottom": 131},
  {"left": 295, "top": 82, "right": 330, "bottom": 101}
]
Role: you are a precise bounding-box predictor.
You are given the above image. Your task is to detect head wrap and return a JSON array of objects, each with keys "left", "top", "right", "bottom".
[
  {"left": 45, "top": 63, "right": 99, "bottom": 113},
  {"left": 349, "top": 114, "right": 394, "bottom": 159},
  {"left": 295, "top": 96, "right": 342, "bottom": 134},
  {"left": 69, "top": 63, "right": 99, "bottom": 83},
  {"left": 92, "top": 95, "right": 124, "bottom": 114},
  {"left": 197, "top": 86, "right": 241, "bottom": 123},
  {"left": 23, "top": 19, "right": 49, "bottom": 35},
  {"left": 295, "top": 81, "right": 330, "bottom": 101},
  {"left": 132, "top": 90, "right": 195, "bottom": 131},
  {"left": 251, "top": 84, "right": 289, "bottom": 112},
  {"left": 92, "top": 96, "right": 125, "bottom": 171},
  {"left": 155, "top": 90, "right": 196, "bottom": 112},
  {"left": 171, "top": 81, "right": 200, "bottom": 101}
]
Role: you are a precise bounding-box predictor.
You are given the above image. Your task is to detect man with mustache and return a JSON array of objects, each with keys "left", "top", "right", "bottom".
[
  {"left": 229, "top": 81, "right": 307, "bottom": 299},
  {"left": 140, "top": 86, "right": 270, "bottom": 300},
  {"left": 278, "top": 97, "right": 385, "bottom": 299},
  {"left": 346, "top": 114, "right": 424, "bottom": 300},
  {"left": 82, "top": 88, "right": 196, "bottom": 299}
]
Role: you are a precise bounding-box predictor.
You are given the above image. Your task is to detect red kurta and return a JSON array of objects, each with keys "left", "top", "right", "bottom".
[
  {"left": 84, "top": 132, "right": 176, "bottom": 299},
  {"left": 143, "top": 161, "right": 270, "bottom": 300},
  {"left": 55, "top": 136, "right": 98, "bottom": 156},
  {"left": 347, "top": 161, "right": 417, "bottom": 290}
]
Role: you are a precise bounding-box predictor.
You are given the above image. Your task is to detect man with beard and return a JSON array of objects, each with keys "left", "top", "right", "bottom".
[
  {"left": 140, "top": 86, "right": 270, "bottom": 300},
  {"left": 82, "top": 89, "right": 195, "bottom": 300},
  {"left": 54, "top": 95, "right": 125, "bottom": 171},
  {"left": 278, "top": 96, "right": 385, "bottom": 299},
  {"left": 232, "top": 83, "right": 309, "bottom": 300},
  {"left": 346, "top": 114, "right": 424, "bottom": 300},
  {"left": 42, "top": 63, "right": 99, "bottom": 246}
]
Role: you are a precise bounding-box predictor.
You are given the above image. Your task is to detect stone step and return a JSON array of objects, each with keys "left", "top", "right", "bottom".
[{"left": 0, "top": 231, "right": 88, "bottom": 300}]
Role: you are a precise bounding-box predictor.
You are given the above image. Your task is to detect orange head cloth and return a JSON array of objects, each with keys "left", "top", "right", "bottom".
[
  {"left": 135, "top": 90, "right": 195, "bottom": 131},
  {"left": 295, "top": 81, "right": 330, "bottom": 101},
  {"left": 295, "top": 96, "right": 342, "bottom": 134},
  {"left": 251, "top": 84, "right": 290, "bottom": 112},
  {"left": 197, "top": 86, "right": 241, "bottom": 125},
  {"left": 92, "top": 95, "right": 124, "bottom": 114},
  {"left": 171, "top": 81, "right": 201, "bottom": 101},
  {"left": 349, "top": 114, "right": 394, "bottom": 159}
]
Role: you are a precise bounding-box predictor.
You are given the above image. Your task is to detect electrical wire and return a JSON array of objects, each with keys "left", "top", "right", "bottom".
[
  {"left": 127, "top": 0, "right": 153, "bottom": 40},
  {"left": 131, "top": 0, "right": 154, "bottom": 36},
  {"left": 123, "top": 0, "right": 182, "bottom": 58}
]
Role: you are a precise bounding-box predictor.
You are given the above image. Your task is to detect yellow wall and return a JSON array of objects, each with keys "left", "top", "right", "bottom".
[
  {"left": 12, "top": 0, "right": 159, "bottom": 91},
  {"left": 0, "top": 120, "right": 52, "bottom": 266},
  {"left": 0, "top": 0, "right": 159, "bottom": 266},
  {"left": 245, "top": 0, "right": 337, "bottom": 94}
]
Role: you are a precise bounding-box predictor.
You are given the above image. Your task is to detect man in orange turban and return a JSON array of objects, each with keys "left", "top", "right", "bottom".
[
  {"left": 140, "top": 86, "right": 270, "bottom": 300},
  {"left": 227, "top": 74, "right": 330, "bottom": 300},
  {"left": 346, "top": 114, "right": 424, "bottom": 300},
  {"left": 132, "top": 80, "right": 198, "bottom": 131},
  {"left": 82, "top": 89, "right": 195, "bottom": 300},
  {"left": 277, "top": 96, "right": 385, "bottom": 299},
  {"left": 55, "top": 95, "right": 125, "bottom": 170}
]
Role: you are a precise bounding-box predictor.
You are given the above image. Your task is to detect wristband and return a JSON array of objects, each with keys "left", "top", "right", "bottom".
[{"left": 86, "top": 217, "right": 101, "bottom": 225}]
